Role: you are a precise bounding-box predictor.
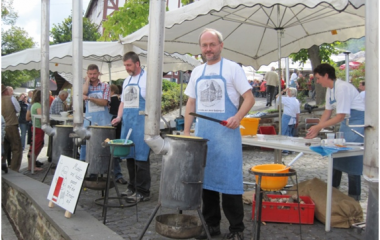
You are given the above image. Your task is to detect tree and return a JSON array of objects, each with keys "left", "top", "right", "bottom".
[
  {"left": 181, "top": 0, "right": 194, "bottom": 5},
  {"left": 1, "top": 26, "right": 36, "bottom": 55},
  {"left": 99, "top": 0, "right": 150, "bottom": 41},
  {"left": 289, "top": 43, "right": 341, "bottom": 105},
  {"left": 2, "top": 0, "right": 38, "bottom": 88},
  {"left": 50, "top": 15, "right": 101, "bottom": 44},
  {"left": 1, "top": 0, "right": 18, "bottom": 26}
]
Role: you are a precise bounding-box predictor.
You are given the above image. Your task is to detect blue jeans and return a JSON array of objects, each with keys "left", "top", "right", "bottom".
[
  {"left": 332, "top": 169, "right": 361, "bottom": 197},
  {"left": 19, "top": 123, "right": 28, "bottom": 150}
]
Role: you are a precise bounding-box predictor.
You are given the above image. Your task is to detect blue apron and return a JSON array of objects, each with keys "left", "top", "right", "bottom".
[
  {"left": 120, "top": 70, "right": 150, "bottom": 161},
  {"left": 281, "top": 114, "right": 296, "bottom": 136},
  {"left": 195, "top": 59, "right": 243, "bottom": 195},
  {"left": 333, "top": 109, "right": 364, "bottom": 175},
  {"left": 80, "top": 85, "right": 112, "bottom": 160}
]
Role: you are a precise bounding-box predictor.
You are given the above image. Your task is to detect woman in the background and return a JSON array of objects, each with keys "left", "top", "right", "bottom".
[
  {"left": 26, "top": 90, "right": 43, "bottom": 172},
  {"left": 276, "top": 87, "right": 300, "bottom": 155}
]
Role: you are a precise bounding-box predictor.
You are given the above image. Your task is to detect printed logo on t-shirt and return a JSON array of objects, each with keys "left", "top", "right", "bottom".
[{"left": 197, "top": 79, "right": 225, "bottom": 113}]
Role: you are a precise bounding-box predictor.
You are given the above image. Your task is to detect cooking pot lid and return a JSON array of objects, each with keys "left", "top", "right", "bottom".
[
  {"left": 166, "top": 134, "right": 203, "bottom": 140},
  {"left": 88, "top": 125, "right": 114, "bottom": 129}
]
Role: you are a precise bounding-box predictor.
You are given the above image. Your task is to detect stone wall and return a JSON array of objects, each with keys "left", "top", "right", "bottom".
[{"left": 2, "top": 170, "right": 124, "bottom": 240}]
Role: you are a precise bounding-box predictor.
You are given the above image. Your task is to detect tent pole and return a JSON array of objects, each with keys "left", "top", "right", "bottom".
[
  {"left": 72, "top": 0, "right": 87, "bottom": 139},
  {"left": 344, "top": 51, "right": 350, "bottom": 82},
  {"left": 179, "top": 71, "right": 183, "bottom": 117},
  {"left": 108, "top": 61, "right": 112, "bottom": 84},
  {"left": 364, "top": 0, "right": 379, "bottom": 239},
  {"left": 41, "top": 0, "right": 50, "bottom": 128},
  {"left": 274, "top": 5, "right": 283, "bottom": 164},
  {"left": 285, "top": 58, "right": 289, "bottom": 88}
]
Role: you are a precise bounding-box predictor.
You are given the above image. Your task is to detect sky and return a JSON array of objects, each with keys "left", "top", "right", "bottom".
[{"left": 5, "top": 0, "right": 91, "bottom": 47}]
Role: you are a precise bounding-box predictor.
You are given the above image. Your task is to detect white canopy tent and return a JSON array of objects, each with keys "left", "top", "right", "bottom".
[
  {"left": 1, "top": 41, "right": 201, "bottom": 82},
  {"left": 120, "top": 0, "right": 365, "bottom": 70}
]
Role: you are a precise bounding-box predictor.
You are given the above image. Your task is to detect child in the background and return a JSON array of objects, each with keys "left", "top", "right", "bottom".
[{"left": 2, "top": 116, "right": 7, "bottom": 173}]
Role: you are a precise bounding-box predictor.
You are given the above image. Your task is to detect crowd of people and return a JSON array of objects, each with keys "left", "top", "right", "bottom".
[{"left": 1, "top": 26, "right": 367, "bottom": 240}]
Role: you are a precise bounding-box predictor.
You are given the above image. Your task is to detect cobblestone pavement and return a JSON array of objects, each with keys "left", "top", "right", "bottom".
[{"left": 23, "top": 144, "right": 366, "bottom": 240}]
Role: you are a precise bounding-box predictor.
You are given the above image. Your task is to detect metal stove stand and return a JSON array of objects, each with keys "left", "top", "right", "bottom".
[
  {"left": 95, "top": 142, "right": 138, "bottom": 225},
  {"left": 249, "top": 169, "right": 302, "bottom": 240}
]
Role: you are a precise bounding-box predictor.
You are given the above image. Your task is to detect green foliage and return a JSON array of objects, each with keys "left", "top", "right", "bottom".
[
  {"left": 339, "top": 38, "right": 365, "bottom": 53},
  {"left": 161, "top": 80, "right": 188, "bottom": 113},
  {"left": 1, "top": 0, "right": 18, "bottom": 26},
  {"left": 162, "top": 79, "right": 178, "bottom": 91},
  {"left": 1, "top": 0, "right": 38, "bottom": 87},
  {"left": 1, "top": 26, "right": 36, "bottom": 55},
  {"left": 289, "top": 43, "right": 341, "bottom": 64},
  {"left": 1, "top": 25, "right": 38, "bottom": 88},
  {"left": 180, "top": 0, "right": 194, "bottom": 5},
  {"left": 1, "top": 70, "right": 39, "bottom": 88},
  {"left": 50, "top": 16, "right": 100, "bottom": 44},
  {"left": 335, "top": 63, "right": 365, "bottom": 88},
  {"left": 99, "top": 0, "right": 150, "bottom": 41},
  {"left": 296, "top": 92, "right": 307, "bottom": 104}
]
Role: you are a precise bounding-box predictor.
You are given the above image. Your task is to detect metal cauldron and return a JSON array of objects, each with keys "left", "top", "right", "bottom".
[
  {"left": 86, "top": 126, "right": 115, "bottom": 174},
  {"left": 159, "top": 135, "right": 208, "bottom": 210},
  {"left": 52, "top": 125, "right": 74, "bottom": 164}
]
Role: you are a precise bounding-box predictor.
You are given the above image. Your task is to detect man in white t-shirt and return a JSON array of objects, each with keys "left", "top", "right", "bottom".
[
  {"left": 184, "top": 28, "right": 255, "bottom": 240},
  {"left": 111, "top": 52, "right": 151, "bottom": 203},
  {"left": 306, "top": 63, "right": 365, "bottom": 201}
]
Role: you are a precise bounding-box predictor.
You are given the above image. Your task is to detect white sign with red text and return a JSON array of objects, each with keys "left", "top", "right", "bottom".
[{"left": 47, "top": 156, "right": 88, "bottom": 214}]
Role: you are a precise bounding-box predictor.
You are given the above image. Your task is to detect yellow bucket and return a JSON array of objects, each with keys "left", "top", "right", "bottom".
[
  {"left": 240, "top": 118, "right": 260, "bottom": 136},
  {"left": 250, "top": 164, "right": 289, "bottom": 191}
]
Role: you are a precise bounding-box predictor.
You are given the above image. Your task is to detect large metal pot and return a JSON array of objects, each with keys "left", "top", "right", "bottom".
[
  {"left": 160, "top": 135, "right": 208, "bottom": 210},
  {"left": 52, "top": 125, "right": 74, "bottom": 164},
  {"left": 86, "top": 126, "right": 115, "bottom": 174}
]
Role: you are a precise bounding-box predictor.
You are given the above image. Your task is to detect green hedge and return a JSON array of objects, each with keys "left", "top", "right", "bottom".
[{"left": 161, "top": 79, "right": 188, "bottom": 114}]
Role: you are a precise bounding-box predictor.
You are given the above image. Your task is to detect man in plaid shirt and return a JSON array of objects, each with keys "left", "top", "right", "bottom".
[
  {"left": 49, "top": 90, "right": 68, "bottom": 114},
  {"left": 81, "top": 64, "right": 127, "bottom": 184}
]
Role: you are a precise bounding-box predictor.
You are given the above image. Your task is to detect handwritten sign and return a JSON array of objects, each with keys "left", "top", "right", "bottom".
[{"left": 47, "top": 155, "right": 88, "bottom": 214}]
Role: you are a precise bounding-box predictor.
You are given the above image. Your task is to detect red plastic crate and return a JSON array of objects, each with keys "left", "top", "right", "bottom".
[
  {"left": 252, "top": 194, "right": 315, "bottom": 224},
  {"left": 258, "top": 126, "right": 276, "bottom": 150}
]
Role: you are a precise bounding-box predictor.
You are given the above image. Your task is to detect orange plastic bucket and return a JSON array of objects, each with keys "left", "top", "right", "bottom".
[
  {"left": 250, "top": 164, "right": 289, "bottom": 191},
  {"left": 240, "top": 118, "right": 260, "bottom": 136}
]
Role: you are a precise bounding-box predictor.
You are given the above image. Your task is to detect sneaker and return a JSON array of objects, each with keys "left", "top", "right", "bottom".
[
  {"left": 195, "top": 225, "right": 221, "bottom": 239},
  {"left": 121, "top": 188, "right": 135, "bottom": 197},
  {"left": 282, "top": 150, "right": 289, "bottom": 156},
  {"left": 36, "top": 161, "right": 44, "bottom": 167},
  {"left": 226, "top": 231, "right": 244, "bottom": 240},
  {"left": 125, "top": 192, "right": 150, "bottom": 203}
]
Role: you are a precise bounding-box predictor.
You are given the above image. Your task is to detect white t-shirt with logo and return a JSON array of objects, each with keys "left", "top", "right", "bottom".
[
  {"left": 121, "top": 70, "right": 147, "bottom": 101},
  {"left": 185, "top": 59, "right": 252, "bottom": 108},
  {"left": 325, "top": 79, "right": 365, "bottom": 114}
]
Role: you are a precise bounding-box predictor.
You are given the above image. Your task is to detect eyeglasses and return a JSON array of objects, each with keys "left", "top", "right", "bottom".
[{"left": 201, "top": 43, "right": 220, "bottom": 49}]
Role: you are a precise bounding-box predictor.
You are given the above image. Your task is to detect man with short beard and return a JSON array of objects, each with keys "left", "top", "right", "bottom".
[
  {"left": 184, "top": 28, "right": 255, "bottom": 240},
  {"left": 112, "top": 51, "right": 152, "bottom": 202},
  {"left": 81, "top": 65, "right": 112, "bottom": 167}
]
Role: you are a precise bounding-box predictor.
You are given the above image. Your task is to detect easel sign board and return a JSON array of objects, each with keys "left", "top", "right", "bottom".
[{"left": 47, "top": 155, "right": 88, "bottom": 214}]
